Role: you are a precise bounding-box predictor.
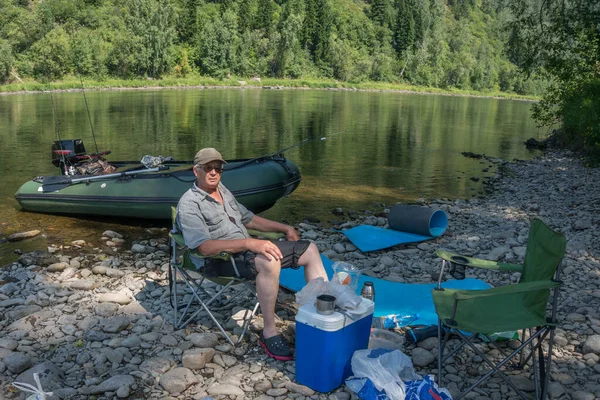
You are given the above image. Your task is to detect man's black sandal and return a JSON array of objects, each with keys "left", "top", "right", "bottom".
[{"left": 259, "top": 333, "right": 293, "bottom": 361}]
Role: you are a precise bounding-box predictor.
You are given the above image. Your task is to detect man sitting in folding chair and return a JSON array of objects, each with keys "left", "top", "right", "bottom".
[{"left": 177, "top": 148, "right": 328, "bottom": 361}]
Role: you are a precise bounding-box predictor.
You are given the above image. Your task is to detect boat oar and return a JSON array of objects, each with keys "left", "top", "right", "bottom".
[
  {"left": 230, "top": 136, "right": 328, "bottom": 170},
  {"left": 41, "top": 166, "right": 167, "bottom": 192}
]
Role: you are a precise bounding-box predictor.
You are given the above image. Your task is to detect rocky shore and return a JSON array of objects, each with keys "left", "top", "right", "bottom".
[{"left": 1, "top": 150, "right": 599, "bottom": 400}]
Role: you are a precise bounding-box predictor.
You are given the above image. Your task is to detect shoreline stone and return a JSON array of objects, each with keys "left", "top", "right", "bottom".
[{"left": 1, "top": 150, "right": 599, "bottom": 399}]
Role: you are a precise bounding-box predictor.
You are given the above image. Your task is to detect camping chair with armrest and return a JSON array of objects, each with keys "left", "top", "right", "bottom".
[
  {"left": 169, "top": 206, "right": 283, "bottom": 346},
  {"left": 433, "top": 218, "right": 566, "bottom": 400}
]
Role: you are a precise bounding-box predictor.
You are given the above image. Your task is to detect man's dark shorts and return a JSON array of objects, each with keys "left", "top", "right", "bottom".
[{"left": 204, "top": 240, "right": 311, "bottom": 279}]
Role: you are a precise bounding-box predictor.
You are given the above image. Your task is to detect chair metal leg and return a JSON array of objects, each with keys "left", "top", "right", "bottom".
[
  {"left": 540, "top": 328, "right": 555, "bottom": 400},
  {"left": 438, "top": 318, "right": 443, "bottom": 386},
  {"left": 529, "top": 328, "right": 540, "bottom": 400},
  {"left": 237, "top": 301, "right": 260, "bottom": 345},
  {"left": 453, "top": 329, "right": 544, "bottom": 400}
]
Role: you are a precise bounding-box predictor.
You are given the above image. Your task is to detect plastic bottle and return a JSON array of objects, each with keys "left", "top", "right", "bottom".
[
  {"left": 360, "top": 281, "right": 375, "bottom": 302},
  {"left": 395, "top": 313, "right": 418, "bottom": 327}
]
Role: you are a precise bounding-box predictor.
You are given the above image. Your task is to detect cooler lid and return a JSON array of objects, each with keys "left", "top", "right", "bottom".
[{"left": 296, "top": 299, "right": 374, "bottom": 332}]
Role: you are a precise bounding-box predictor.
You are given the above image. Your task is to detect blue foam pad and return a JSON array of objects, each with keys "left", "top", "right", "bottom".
[
  {"left": 279, "top": 255, "right": 491, "bottom": 327},
  {"left": 342, "top": 225, "right": 434, "bottom": 253}
]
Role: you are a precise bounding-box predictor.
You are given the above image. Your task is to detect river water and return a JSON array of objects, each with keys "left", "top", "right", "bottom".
[{"left": 0, "top": 88, "right": 542, "bottom": 264}]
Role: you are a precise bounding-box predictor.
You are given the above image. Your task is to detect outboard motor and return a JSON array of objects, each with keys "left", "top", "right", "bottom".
[{"left": 52, "top": 139, "right": 87, "bottom": 174}]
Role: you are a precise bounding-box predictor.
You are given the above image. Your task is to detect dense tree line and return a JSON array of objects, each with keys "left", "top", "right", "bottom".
[
  {"left": 506, "top": 0, "right": 600, "bottom": 158},
  {"left": 0, "top": 0, "right": 545, "bottom": 94}
]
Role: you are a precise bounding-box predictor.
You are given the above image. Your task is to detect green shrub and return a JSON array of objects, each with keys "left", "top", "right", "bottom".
[
  {"left": 0, "top": 39, "right": 13, "bottom": 83},
  {"left": 562, "top": 79, "right": 600, "bottom": 158},
  {"left": 29, "top": 27, "right": 71, "bottom": 81}
]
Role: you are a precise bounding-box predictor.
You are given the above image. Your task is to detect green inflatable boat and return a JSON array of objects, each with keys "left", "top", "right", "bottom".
[{"left": 14, "top": 140, "right": 302, "bottom": 219}]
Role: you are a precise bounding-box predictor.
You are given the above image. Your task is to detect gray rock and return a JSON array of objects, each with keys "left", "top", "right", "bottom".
[
  {"left": 182, "top": 348, "right": 215, "bottom": 369},
  {"left": 4, "top": 352, "right": 32, "bottom": 374},
  {"left": 208, "top": 384, "right": 245, "bottom": 396},
  {"left": 101, "top": 316, "right": 130, "bottom": 333},
  {"left": 90, "top": 375, "right": 135, "bottom": 394},
  {"left": 69, "top": 279, "right": 96, "bottom": 290},
  {"left": 86, "top": 330, "right": 110, "bottom": 341},
  {"left": 117, "top": 385, "right": 130, "bottom": 398},
  {"left": 0, "top": 338, "right": 18, "bottom": 350},
  {"left": 285, "top": 381, "right": 315, "bottom": 396},
  {"left": 131, "top": 244, "right": 147, "bottom": 253},
  {"left": 140, "top": 332, "right": 159, "bottom": 342},
  {"left": 303, "top": 231, "right": 318, "bottom": 240},
  {"left": 139, "top": 357, "right": 176, "bottom": 376},
  {"left": 487, "top": 246, "right": 510, "bottom": 261},
  {"left": 509, "top": 375, "right": 535, "bottom": 392},
  {"left": 411, "top": 348, "right": 435, "bottom": 367},
  {"left": 0, "top": 298, "right": 25, "bottom": 307},
  {"left": 103, "top": 230, "right": 123, "bottom": 239},
  {"left": 160, "top": 334, "right": 178, "bottom": 346},
  {"left": 571, "top": 391, "right": 595, "bottom": 400},
  {"left": 7, "top": 305, "right": 42, "bottom": 320},
  {"left": 187, "top": 332, "right": 219, "bottom": 348},
  {"left": 547, "top": 381, "right": 565, "bottom": 399},
  {"left": 582, "top": 335, "right": 600, "bottom": 355},
  {"left": 92, "top": 265, "right": 107, "bottom": 275},
  {"left": 121, "top": 336, "right": 142, "bottom": 348},
  {"left": 8, "top": 230, "right": 41, "bottom": 241},
  {"left": 96, "top": 302, "right": 119, "bottom": 317},
  {"left": 47, "top": 262, "right": 69, "bottom": 272},
  {"left": 159, "top": 367, "right": 199, "bottom": 394},
  {"left": 97, "top": 292, "right": 131, "bottom": 305},
  {"left": 14, "top": 362, "right": 64, "bottom": 392},
  {"left": 105, "top": 268, "right": 125, "bottom": 278}
]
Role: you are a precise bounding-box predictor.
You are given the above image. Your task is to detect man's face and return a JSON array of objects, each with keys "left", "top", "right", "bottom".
[{"left": 194, "top": 161, "right": 224, "bottom": 191}]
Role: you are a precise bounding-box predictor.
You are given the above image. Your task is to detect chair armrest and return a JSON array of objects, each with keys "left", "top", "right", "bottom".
[
  {"left": 453, "top": 280, "right": 560, "bottom": 300},
  {"left": 436, "top": 249, "right": 523, "bottom": 273}
]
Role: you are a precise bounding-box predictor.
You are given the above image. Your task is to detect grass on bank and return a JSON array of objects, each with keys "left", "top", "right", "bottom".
[{"left": 0, "top": 75, "right": 538, "bottom": 101}]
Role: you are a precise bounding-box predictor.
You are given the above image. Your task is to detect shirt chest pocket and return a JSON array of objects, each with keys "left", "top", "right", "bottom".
[{"left": 205, "top": 213, "right": 224, "bottom": 233}]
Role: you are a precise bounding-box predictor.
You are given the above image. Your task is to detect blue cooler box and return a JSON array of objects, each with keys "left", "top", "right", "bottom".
[{"left": 295, "top": 298, "right": 374, "bottom": 392}]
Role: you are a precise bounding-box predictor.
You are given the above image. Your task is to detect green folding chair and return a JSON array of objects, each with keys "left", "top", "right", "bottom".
[
  {"left": 433, "top": 218, "right": 566, "bottom": 400},
  {"left": 169, "top": 206, "right": 282, "bottom": 346}
]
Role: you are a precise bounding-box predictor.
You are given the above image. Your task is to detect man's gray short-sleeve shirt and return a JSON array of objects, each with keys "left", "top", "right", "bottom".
[{"left": 177, "top": 182, "right": 255, "bottom": 250}]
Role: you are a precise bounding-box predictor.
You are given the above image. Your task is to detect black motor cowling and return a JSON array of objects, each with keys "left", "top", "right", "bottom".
[{"left": 51, "top": 139, "right": 87, "bottom": 167}]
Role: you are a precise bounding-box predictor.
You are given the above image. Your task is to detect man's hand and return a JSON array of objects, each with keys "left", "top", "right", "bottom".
[
  {"left": 285, "top": 226, "right": 300, "bottom": 241},
  {"left": 246, "top": 238, "right": 283, "bottom": 261}
]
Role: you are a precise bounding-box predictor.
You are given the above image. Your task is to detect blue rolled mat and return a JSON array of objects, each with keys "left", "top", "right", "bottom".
[
  {"left": 279, "top": 255, "right": 490, "bottom": 327},
  {"left": 342, "top": 205, "right": 448, "bottom": 252}
]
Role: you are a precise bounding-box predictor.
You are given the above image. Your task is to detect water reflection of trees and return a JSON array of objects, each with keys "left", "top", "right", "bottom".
[{"left": 0, "top": 89, "right": 541, "bottom": 206}]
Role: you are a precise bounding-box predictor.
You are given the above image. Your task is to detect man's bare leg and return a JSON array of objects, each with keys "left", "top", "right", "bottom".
[
  {"left": 298, "top": 243, "right": 328, "bottom": 282},
  {"left": 254, "top": 255, "right": 281, "bottom": 339}
]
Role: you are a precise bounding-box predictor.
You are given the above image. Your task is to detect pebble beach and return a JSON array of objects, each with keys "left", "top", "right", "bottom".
[{"left": 1, "top": 149, "right": 599, "bottom": 400}]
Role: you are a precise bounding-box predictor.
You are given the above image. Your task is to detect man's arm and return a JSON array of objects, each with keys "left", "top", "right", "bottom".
[
  {"left": 244, "top": 215, "right": 300, "bottom": 241},
  {"left": 198, "top": 237, "right": 285, "bottom": 262}
]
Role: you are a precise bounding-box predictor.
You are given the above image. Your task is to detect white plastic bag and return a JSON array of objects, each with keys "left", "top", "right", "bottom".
[
  {"left": 350, "top": 349, "right": 421, "bottom": 400},
  {"left": 326, "top": 281, "right": 363, "bottom": 310},
  {"left": 12, "top": 373, "right": 53, "bottom": 400},
  {"left": 295, "top": 277, "right": 364, "bottom": 311},
  {"left": 295, "top": 277, "right": 328, "bottom": 306}
]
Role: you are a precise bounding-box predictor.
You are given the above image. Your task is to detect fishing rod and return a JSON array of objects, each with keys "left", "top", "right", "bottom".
[
  {"left": 79, "top": 75, "right": 99, "bottom": 154},
  {"left": 49, "top": 88, "right": 68, "bottom": 171},
  {"left": 229, "top": 135, "right": 329, "bottom": 170}
]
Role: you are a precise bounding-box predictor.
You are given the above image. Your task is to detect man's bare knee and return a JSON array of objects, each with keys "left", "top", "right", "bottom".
[{"left": 254, "top": 256, "right": 282, "bottom": 277}]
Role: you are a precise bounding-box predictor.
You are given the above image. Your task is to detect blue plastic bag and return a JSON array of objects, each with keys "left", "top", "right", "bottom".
[
  {"left": 346, "top": 375, "right": 452, "bottom": 400},
  {"left": 345, "top": 349, "right": 452, "bottom": 400}
]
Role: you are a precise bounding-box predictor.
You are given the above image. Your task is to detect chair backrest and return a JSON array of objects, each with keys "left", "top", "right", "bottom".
[
  {"left": 519, "top": 218, "right": 566, "bottom": 314},
  {"left": 520, "top": 219, "right": 566, "bottom": 283}
]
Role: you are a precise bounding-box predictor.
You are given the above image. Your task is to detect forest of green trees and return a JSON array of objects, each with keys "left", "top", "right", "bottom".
[
  {"left": 0, "top": 0, "right": 598, "bottom": 156},
  {"left": 0, "top": 0, "right": 545, "bottom": 94}
]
